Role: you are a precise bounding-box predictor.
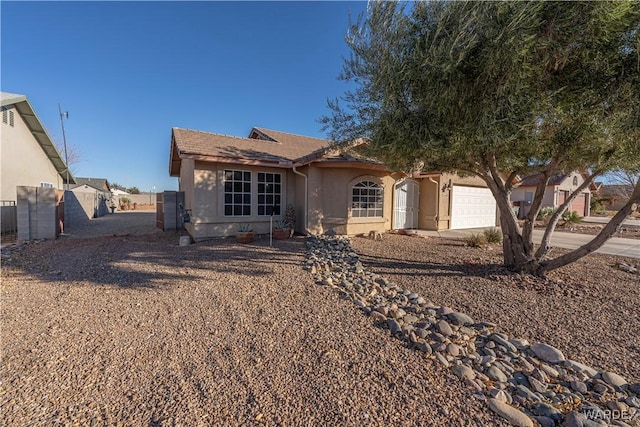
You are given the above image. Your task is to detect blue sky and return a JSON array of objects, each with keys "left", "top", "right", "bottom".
[{"left": 1, "top": 1, "right": 367, "bottom": 192}]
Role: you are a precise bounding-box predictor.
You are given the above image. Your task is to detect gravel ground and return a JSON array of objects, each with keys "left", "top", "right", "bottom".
[
  {"left": 1, "top": 233, "right": 508, "bottom": 426},
  {"left": 61, "top": 211, "right": 158, "bottom": 239},
  {"left": 351, "top": 234, "right": 640, "bottom": 384}
]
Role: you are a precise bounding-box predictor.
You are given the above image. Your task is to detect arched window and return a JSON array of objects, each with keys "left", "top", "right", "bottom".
[
  {"left": 352, "top": 181, "right": 383, "bottom": 217},
  {"left": 572, "top": 176, "right": 578, "bottom": 186}
]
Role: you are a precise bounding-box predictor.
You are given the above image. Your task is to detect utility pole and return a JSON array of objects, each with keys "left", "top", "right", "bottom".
[{"left": 58, "top": 104, "right": 70, "bottom": 190}]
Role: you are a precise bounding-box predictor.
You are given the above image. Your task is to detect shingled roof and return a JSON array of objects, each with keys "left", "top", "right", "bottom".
[{"left": 170, "top": 127, "right": 335, "bottom": 176}]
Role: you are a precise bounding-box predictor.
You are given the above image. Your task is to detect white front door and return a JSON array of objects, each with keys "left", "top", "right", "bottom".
[
  {"left": 450, "top": 185, "right": 497, "bottom": 229},
  {"left": 393, "top": 179, "right": 419, "bottom": 229}
]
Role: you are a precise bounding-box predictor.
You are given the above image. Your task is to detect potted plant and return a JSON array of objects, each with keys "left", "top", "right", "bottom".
[
  {"left": 236, "top": 223, "right": 254, "bottom": 243},
  {"left": 272, "top": 220, "right": 291, "bottom": 240}
]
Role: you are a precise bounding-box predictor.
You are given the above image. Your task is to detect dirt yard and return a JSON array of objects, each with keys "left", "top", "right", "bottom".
[
  {"left": 0, "top": 234, "right": 508, "bottom": 426},
  {"left": 351, "top": 234, "right": 640, "bottom": 383},
  {"left": 1, "top": 230, "right": 637, "bottom": 425}
]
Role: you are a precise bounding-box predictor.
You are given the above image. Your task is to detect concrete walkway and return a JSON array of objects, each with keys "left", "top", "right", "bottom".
[{"left": 415, "top": 227, "right": 640, "bottom": 259}]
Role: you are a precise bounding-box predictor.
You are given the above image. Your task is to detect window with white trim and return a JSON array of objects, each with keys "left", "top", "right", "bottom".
[
  {"left": 351, "top": 181, "right": 383, "bottom": 218},
  {"left": 223, "top": 170, "right": 251, "bottom": 216},
  {"left": 257, "top": 172, "right": 281, "bottom": 215}
]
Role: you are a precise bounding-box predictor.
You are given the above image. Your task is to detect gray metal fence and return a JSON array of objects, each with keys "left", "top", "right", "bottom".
[{"left": 1, "top": 200, "right": 17, "bottom": 243}]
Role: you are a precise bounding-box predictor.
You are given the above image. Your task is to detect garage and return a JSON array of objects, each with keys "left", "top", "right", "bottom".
[{"left": 450, "top": 186, "right": 497, "bottom": 229}]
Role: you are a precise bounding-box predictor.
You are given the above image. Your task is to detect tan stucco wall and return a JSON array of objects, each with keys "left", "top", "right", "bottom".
[
  {"left": 186, "top": 162, "right": 291, "bottom": 241},
  {"left": 306, "top": 165, "right": 394, "bottom": 236},
  {"left": 417, "top": 176, "right": 440, "bottom": 230},
  {"left": 1, "top": 106, "right": 63, "bottom": 201}
]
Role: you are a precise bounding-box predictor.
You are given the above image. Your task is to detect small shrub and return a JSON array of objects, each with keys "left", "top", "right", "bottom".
[
  {"left": 464, "top": 233, "right": 486, "bottom": 248},
  {"left": 483, "top": 227, "right": 502, "bottom": 244},
  {"left": 562, "top": 210, "right": 583, "bottom": 226},
  {"left": 536, "top": 207, "right": 556, "bottom": 222},
  {"left": 273, "top": 220, "right": 290, "bottom": 230},
  {"left": 237, "top": 223, "right": 254, "bottom": 233}
]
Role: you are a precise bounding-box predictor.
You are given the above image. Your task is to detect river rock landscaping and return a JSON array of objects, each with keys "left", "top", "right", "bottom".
[{"left": 306, "top": 235, "right": 640, "bottom": 427}]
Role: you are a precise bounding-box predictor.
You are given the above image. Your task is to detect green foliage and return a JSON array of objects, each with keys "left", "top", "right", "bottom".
[
  {"left": 323, "top": 1, "right": 640, "bottom": 177},
  {"left": 110, "top": 182, "right": 126, "bottom": 191},
  {"left": 237, "top": 223, "right": 254, "bottom": 233},
  {"left": 324, "top": 0, "right": 640, "bottom": 273},
  {"left": 590, "top": 195, "right": 609, "bottom": 215},
  {"left": 127, "top": 186, "right": 140, "bottom": 194},
  {"left": 562, "top": 211, "right": 583, "bottom": 226},
  {"left": 464, "top": 233, "right": 487, "bottom": 248},
  {"left": 273, "top": 220, "right": 290, "bottom": 230},
  {"left": 537, "top": 207, "right": 556, "bottom": 222},
  {"left": 483, "top": 228, "right": 503, "bottom": 244},
  {"left": 119, "top": 197, "right": 131, "bottom": 205}
]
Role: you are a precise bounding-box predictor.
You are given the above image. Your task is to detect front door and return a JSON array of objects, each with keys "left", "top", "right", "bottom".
[{"left": 393, "top": 179, "right": 419, "bottom": 229}]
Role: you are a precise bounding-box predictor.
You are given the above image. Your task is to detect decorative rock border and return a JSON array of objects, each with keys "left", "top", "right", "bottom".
[{"left": 305, "top": 235, "right": 640, "bottom": 427}]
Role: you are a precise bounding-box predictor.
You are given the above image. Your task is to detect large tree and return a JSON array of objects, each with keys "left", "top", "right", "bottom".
[{"left": 323, "top": 1, "right": 640, "bottom": 276}]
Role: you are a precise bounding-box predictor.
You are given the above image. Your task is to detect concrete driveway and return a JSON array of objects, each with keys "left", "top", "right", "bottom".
[{"left": 418, "top": 228, "right": 640, "bottom": 259}]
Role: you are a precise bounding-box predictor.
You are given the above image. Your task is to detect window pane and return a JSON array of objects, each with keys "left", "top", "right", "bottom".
[
  {"left": 244, "top": 172, "right": 251, "bottom": 181},
  {"left": 233, "top": 206, "right": 242, "bottom": 216},
  {"left": 225, "top": 205, "right": 232, "bottom": 216},
  {"left": 244, "top": 194, "right": 251, "bottom": 204},
  {"left": 243, "top": 206, "right": 251, "bottom": 216},
  {"left": 258, "top": 206, "right": 265, "bottom": 216},
  {"left": 258, "top": 173, "right": 265, "bottom": 182},
  {"left": 274, "top": 174, "right": 281, "bottom": 183},
  {"left": 258, "top": 183, "right": 265, "bottom": 193},
  {"left": 233, "top": 182, "right": 242, "bottom": 192}
]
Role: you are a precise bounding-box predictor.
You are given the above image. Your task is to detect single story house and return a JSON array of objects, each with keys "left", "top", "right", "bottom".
[
  {"left": 1, "top": 91, "right": 75, "bottom": 202},
  {"left": 169, "top": 126, "right": 498, "bottom": 241},
  {"left": 510, "top": 171, "right": 595, "bottom": 218}
]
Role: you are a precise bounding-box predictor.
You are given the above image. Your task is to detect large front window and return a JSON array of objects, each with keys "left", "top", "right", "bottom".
[
  {"left": 224, "top": 170, "right": 251, "bottom": 216},
  {"left": 351, "top": 181, "right": 383, "bottom": 218},
  {"left": 258, "top": 172, "right": 282, "bottom": 215}
]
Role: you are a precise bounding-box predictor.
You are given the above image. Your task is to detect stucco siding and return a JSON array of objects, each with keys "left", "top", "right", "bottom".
[
  {"left": 1, "top": 106, "right": 63, "bottom": 201},
  {"left": 417, "top": 177, "right": 439, "bottom": 230},
  {"left": 187, "top": 162, "right": 291, "bottom": 241}
]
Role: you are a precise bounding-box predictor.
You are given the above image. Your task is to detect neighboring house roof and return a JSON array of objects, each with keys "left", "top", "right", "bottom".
[
  {"left": 519, "top": 174, "right": 568, "bottom": 186},
  {"left": 170, "top": 127, "right": 336, "bottom": 176},
  {"left": 111, "top": 189, "right": 130, "bottom": 195},
  {"left": 518, "top": 172, "right": 598, "bottom": 191},
  {"left": 1, "top": 91, "right": 75, "bottom": 185},
  {"left": 72, "top": 177, "right": 111, "bottom": 192}
]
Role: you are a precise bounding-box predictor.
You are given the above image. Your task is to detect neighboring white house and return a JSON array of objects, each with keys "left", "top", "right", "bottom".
[
  {"left": 0, "top": 91, "right": 74, "bottom": 202},
  {"left": 111, "top": 189, "right": 130, "bottom": 196}
]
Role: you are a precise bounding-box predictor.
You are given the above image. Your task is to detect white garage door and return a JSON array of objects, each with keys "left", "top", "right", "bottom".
[{"left": 450, "top": 186, "right": 497, "bottom": 230}]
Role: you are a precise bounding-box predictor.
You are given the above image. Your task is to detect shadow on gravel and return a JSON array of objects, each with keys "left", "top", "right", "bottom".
[
  {"left": 356, "top": 252, "right": 512, "bottom": 280},
  {"left": 2, "top": 233, "right": 306, "bottom": 289}
]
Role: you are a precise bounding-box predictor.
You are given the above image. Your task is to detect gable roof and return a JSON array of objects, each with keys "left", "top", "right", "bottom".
[
  {"left": 518, "top": 172, "right": 598, "bottom": 191},
  {"left": 72, "top": 177, "right": 111, "bottom": 192},
  {"left": 1, "top": 91, "right": 75, "bottom": 184},
  {"left": 170, "top": 126, "right": 334, "bottom": 176}
]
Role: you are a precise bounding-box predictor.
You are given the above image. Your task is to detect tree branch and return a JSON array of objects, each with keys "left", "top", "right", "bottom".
[
  {"left": 535, "top": 170, "right": 601, "bottom": 260},
  {"left": 539, "top": 178, "right": 640, "bottom": 274}
]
